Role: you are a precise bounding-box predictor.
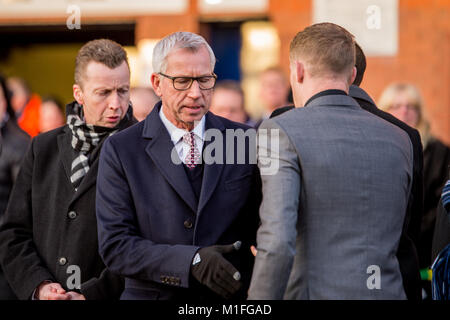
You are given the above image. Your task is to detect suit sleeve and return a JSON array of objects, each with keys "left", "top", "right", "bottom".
[
  {"left": 96, "top": 137, "right": 199, "bottom": 289},
  {"left": 0, "top": 139, "right": 56, "bottom": 299},
  {"left": 247, "top": 119, "right": 301, "bottom": 300}
]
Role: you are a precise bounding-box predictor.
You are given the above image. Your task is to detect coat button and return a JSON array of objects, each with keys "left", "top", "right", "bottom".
[
  {"left": 184, "top": 219, "right": 193, "bottom": 229},
  {"left": 59, "top": 257, "right": 67, "bottom": 266},
  {"left": 68, "top": 211, "right": 77, "bottom": 219}
]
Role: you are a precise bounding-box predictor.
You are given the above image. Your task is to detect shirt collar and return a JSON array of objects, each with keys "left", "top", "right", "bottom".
[{"left": 159, "top": 106, "right": 205, "bottom": 144}]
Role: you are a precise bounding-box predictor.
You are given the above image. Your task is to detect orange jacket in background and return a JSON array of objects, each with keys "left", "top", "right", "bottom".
[{"left": 18, "top": 94, "right": 41, "bottom": 138}]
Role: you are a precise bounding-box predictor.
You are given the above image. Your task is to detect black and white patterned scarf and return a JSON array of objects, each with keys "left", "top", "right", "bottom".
[{"left": 66, "top": 101, "right": 132, "bottom": 190}]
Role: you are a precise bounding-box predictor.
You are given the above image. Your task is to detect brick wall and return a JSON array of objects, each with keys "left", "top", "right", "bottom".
[
  {"left": 364, "top": 0, "right": 450, "bottom": 145},
  {"left": 269, "top": 0, "right": 450, "bottom": 145}
]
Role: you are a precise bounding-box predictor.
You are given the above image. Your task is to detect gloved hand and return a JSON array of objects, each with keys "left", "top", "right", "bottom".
[{"left": 190, "top": 241, "right": 242, "bottom": 299}]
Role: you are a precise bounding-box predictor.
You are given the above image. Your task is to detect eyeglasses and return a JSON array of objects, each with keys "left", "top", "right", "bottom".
[
  {"left": 389, "top": 103, "right": 417, "bottom": 112},
  {"left": 158, "top": 72, "right": 217, "bottom": 91}
]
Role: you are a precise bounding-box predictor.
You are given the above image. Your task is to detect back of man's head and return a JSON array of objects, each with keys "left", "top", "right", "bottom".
[
  {"left": 353, "top": 42, "right": 366, "bottom": 86},
  {"left": 289, "top": 23, "right": 355, "bottom": 83},
  {"left": 74, "top": 39, "right": 129, "bottom": 87}
]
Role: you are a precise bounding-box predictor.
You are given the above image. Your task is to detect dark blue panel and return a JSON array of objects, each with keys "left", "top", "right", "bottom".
[{"left": 209, "top": 23, "right": 241, "bottom": 82}]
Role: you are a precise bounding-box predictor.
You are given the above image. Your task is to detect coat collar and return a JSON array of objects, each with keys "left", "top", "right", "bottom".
[
  {"left": 305, "top": 93, "right": 362, "bottom": 110},
  {"left": 143, "top": 102, "right": 226, "bottom": 214},
  {"left": 349, "top": 85, "right": 376, "bottom": 105}
]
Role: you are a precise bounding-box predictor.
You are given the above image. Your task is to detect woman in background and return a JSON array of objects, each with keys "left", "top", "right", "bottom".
[{"left": 378, "top": 82, "right": 450, "bottom": 299}]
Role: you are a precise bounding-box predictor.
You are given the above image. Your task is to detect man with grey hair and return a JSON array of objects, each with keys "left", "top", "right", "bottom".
[{"left": 96, "top": 31, "right": 261, "bottom": 300}]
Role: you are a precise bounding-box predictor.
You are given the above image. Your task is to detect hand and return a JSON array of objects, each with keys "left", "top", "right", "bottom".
[
  {"left": 250, "top": 245, "right": 257, "bottom": 257},
  {"left": 36, "top": 282, "right": 70, "bottom": 300},
  {"left": 190, "top": 241, "right": 242, "bottom": 299},
  {"left": 66, "top": 291, "right": 86, "bottom": 300}
]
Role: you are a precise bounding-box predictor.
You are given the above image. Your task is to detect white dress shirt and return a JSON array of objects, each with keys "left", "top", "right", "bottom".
[{"left": 159, "top": 106, "right": 205, "bottom": 165}]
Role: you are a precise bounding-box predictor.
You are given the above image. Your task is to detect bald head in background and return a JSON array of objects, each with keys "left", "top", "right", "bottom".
[
  {"left": 130, "top": 87, "right": 159, "bottom": 121},
  {"left": 210, "top": 80, "right": 248, "bottom": 124}
]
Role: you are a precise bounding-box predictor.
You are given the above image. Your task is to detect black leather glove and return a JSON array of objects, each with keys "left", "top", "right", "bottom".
[{"left": 190, "top": 241, "right": 242, "bottom": 299}]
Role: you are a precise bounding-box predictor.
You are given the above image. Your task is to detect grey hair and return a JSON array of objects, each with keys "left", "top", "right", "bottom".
[{"left": 152, "top": 31, "right": 216, "bottom": 73}]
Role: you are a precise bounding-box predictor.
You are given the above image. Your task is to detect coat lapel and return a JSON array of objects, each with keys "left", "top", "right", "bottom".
[
  {"left": 57, "top": 126, "right": 95, "bottom": 205},
  {"left": 143, "top": 103, "right": 198, "bottom": 213},
  {"left": 70, "top": 154, "right": 99, "bottom": 205},
  {"left": 197, "top": 112, "right": 225, "bottom": 214},
  {"left": 61, "top": 115, "right": 138, "bottom": 206},
  {"left": 57, "top": 127, "right": 75, "bottom": 188}
]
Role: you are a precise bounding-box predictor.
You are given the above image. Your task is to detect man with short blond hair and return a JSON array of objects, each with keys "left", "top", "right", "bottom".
[
  {"left": 0, "top": 39, "right": 136, "bottom": 300},
  {"left": 248, "top": 23, "right": 413, "bottom": 299}
]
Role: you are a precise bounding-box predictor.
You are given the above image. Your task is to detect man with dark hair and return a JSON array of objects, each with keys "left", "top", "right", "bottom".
[
  {"left": 6, "top": 77, "right": 41, "bottom": 137},
  {"left": 349, "top": 43, "right": 423, "bottom": 301},
  {"left": 353, "top": 42, "right": 366, "bottom": 87},
  {"left": 0, "top": 39, "right": 136, "bottom": 300}
]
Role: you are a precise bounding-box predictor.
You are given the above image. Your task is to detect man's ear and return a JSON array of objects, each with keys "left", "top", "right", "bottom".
[
  {"left": 295, "top": 61, "right": 305, "bottom": 84},
  {"left": 151, "top": 73, "right": 162, "bottom": 97},
  {"left": 73, "top": 84, "right": 84, "bottom": 105},
  {"left": 350, "top": 66, "right": 357, "bottom": 85}
]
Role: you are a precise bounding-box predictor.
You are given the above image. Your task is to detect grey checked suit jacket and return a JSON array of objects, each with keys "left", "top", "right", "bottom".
[{"left": 248, "top": 94, "right": 413, "bottom": 300}]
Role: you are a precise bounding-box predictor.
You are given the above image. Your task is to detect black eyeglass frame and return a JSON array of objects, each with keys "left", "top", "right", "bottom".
[{"left": 158, "top": 72, "right": 217, "bottom": 91}]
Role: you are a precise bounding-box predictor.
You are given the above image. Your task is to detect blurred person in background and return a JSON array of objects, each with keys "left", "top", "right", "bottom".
[
  {"left": 432, "top": 172, "right": 450, "bottom": 264},
  {"left": 210, "top": 80, "right": 255, "bottom": 126},
  {"left": 6, "top": 77, "right": 41, "bottom": 137},
  {"left": 255, "top": 66, "right": 291, "bottom": 127},
  {"left": 130, "top": 86, "right": 159, "bottom": 122},
  {"left": 39, "top": 96, "right": 65, "bottom": 133},
  {"left": 431, "top": 175, "right": 450, "bottom": 300},
  {"left": 379, "top": 83, "right": 450, "bottom": 299},
  {"left": 0, "top": 73, "right": 30, "bottom": 300}
]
